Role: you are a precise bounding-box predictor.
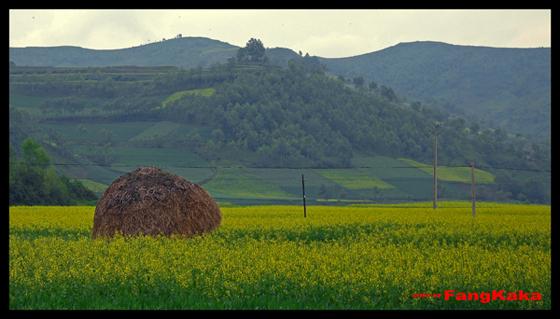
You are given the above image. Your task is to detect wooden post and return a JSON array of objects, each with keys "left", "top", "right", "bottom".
[
  {"left": 434, "top": 125, "right": 438, "bottom": 209},
  {"left": 302, "top": 174, "right": 306, "bottom": 218},
  {"left": 471, "top": 160, "right": 476, "bottom": 218}
]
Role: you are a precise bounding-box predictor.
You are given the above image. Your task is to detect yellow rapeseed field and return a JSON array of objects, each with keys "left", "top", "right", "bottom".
[{"left": 9, "top": 202, "right": 550, "bottom": 309}]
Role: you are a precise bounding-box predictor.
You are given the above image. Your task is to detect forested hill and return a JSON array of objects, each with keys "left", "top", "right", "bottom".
[
  {"left": 320, "top": 41, "right": 551, "bottom": 139},
  {"left": 9, "top": 58, "right": 551, "bottom": 204},
  {"left": 10, "top": 59, "right": 547, "bottom": 172},
  {"left": 10, "top": 38, "right": 550, "bottom": 139}
]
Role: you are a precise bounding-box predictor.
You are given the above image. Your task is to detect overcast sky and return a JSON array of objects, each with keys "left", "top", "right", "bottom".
[{"left": 9, "top": 9, "right": 551, "bottom": 58}]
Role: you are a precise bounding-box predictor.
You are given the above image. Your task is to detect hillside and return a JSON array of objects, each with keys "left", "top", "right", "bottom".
[
  {"left": 9, "top": 37, "right": 238, "bottom": 69},
  {"left": 320, "top": 41, "right": 551, "bottom": 139},
  {"left": 9, "top": 61, "right": 550, "bottom": 204},
  {"left": 10, "top": 38, "right": 550, "bottom": 139},
  {"left": 9, "top": 36, "right": 298, "bottom": 70}
]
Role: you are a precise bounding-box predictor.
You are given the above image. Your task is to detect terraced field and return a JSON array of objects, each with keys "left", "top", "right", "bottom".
[
  {"left": 204, "top": 167, "right": 298, "bottom": 199},
  {"left": 10, "top": 65, "right": 513, "bottom": 204},
  {"left": 160, "top": 88, "right": 216, "bottom": 108},
  {"left": 11, "top": 88, "right": 498, "bottom": 204},
  {"left": 26, "top": 111, "right": 502, "bottom": 203},
  {"left": 399, "top": 158, "right": 495, "bottom": 184}
]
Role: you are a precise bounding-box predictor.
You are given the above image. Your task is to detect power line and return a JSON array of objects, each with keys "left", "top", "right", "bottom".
[{"left": 9, "top": 161, "right": 551, "bottom": 173}]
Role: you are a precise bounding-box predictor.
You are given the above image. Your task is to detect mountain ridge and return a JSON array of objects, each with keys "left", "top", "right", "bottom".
[
  {"left": 10, "top": 36, "right": 550, "bottom": 139},
  {"left": 319, "top": 41, "right": 550, "bottom": 139}
]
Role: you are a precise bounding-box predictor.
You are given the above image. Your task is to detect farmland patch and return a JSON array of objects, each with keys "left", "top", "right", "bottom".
[
  {"left": 312, "top": 168, "right": 395, "bottom": 189},
  {"left": 398, "top": 158, "right": 495, "bottom": 183},
  {"left": 9, "top": 204, "right": 551, "bottom": 310},
  {"left": 161, "top": 88, "right": 215, "bottom": 108},
  {"left": 204, "top": 167, "right": 298, "bottom": 199}
]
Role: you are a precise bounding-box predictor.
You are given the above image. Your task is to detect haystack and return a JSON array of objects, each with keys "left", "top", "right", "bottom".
[{"left": 92, "top": 166, "right": 221, "bottom": 239}]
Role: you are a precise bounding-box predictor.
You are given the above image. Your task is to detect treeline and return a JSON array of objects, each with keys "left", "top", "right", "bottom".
[
  {"left": 476, "top": 171, "right": 548, "bottom": 204},
  {"left": 9, "top": 138, "right": 97, "bottom": 206}
]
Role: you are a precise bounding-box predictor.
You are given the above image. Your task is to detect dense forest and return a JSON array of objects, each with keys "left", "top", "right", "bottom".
[{"left": 152, "top": 59, "right": 548, "bottom": 172}]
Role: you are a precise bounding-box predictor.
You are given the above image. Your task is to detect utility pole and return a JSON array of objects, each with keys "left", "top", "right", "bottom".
[
  {"left": 434, "top": 124, "right": 438, "bottom": 209},
  {"left": 302, "top": 174, "right": 306, "bottom": 218},
  {"left": 471, "top": 160, "right": 476, "bottom": 218}
]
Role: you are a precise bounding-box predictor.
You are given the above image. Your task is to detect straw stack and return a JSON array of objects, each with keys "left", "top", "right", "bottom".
[{"left": 92, "top": 166, "right": 221, "bottom": 239}]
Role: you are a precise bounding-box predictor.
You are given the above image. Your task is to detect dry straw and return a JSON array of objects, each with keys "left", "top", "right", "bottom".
[{"left": 92, "top": 166, "right": 222, "bottom": 240}]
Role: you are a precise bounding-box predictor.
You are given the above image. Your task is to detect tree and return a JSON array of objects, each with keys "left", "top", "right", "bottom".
[
  {"left": 77, "top": 124, "right": 89, "bottom": 139},
  {"left": 494, "top": 171, "right": 523, "bottom": 199},
  {"left": 98, "top": 129, "right": 116, "bottom": 144},
  {"left": 247, "top": 38, "right": 265, "bottom": 61},
  {"left": 21, "top": 137, "right": 50, "bottom": 170},
  {"left": 10, "top": 137, "right": 97, "bottom": 206},
  {"left": 185, "top": 128, "right": 202, "bottom": 151},
  {"left": 523, "top": 177, "right": 547, "bottom": 203},
  {"left": 236, "top": 47, "right": 248, "bottom": 62},
  {"left": 237, "top": 38, "right": 266, "bottom": 62},
  {"left": 380, "top": 85, "right": 398, "bottom": 102},
  {"left": 352, "top": 76, "right": 365, "bottom": 87},
  {"left": 411, "top": 101, "right": 421, "bottom": 112},
  {"left": 469, "top": 123, "right": 480, "bottom": 135},
  {"left": 318, "top": 182, "right": 333, "bottom": 201},
  {"left": 272, "top": 137, "right": 289, "bottom": 167},
  {"left": 301, "top": 135, "right": 318, "bottom": 159}
]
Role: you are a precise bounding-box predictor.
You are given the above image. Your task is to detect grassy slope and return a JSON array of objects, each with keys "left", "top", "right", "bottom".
[
  {"left": 161, "top": 88, "right": 215, "bottom": 108},
  {"left": 351, "top": 156, "right": 434, "bottom": 199},
  {"left": 398, "top": 158, "right": 495, "bottom": 184},
  {"left": 203, "top": 167, "right": 298, "bottom": 199},
  {"left": 312, "top": 168, "right": 395, "bottom": 190}
]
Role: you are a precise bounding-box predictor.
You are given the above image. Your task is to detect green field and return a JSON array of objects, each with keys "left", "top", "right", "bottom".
[
  {"left": 398, "top": 158, "right": 495, "bottom": 183},
  {"left": 312, "top": 168, "right": 395, "bottom": 189},
  {"left": 204, "top": 167, "right": 298, "bottom": 199},
  {"left": 161, "top": 88, "right": 216, "bottom": 108},
  {"left": 352, "top": 157, "right": 435, "bottom": 199},
  {"left": 71, "top": 145, "right": 213, "bottom": 188},
  {"left": 9, "top": 203, "right": 551, "bottom": 309}
]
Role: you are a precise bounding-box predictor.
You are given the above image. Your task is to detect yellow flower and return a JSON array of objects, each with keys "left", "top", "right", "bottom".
[{"left": 9, "top": 203, "right": 551, "bottom": 310}]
